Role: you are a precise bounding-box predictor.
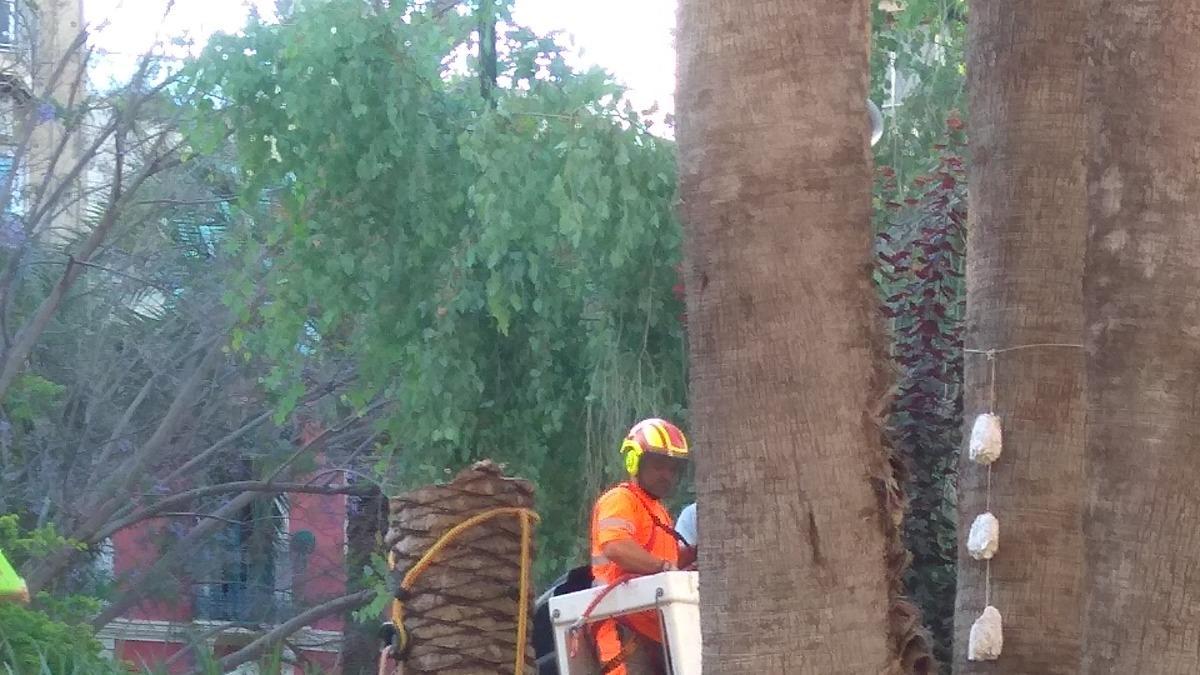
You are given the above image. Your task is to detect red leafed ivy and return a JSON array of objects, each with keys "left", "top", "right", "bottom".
[{"left": 875, "top": 121, "right": 966, "bottom": 666}]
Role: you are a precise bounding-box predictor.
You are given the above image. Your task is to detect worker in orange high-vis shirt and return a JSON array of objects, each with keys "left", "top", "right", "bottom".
[{"left": 590, "top": 418, "right": 696, "bottom": 675}]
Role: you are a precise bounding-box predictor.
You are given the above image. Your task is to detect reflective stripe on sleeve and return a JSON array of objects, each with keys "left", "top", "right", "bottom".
[{"left": 597, "top": 517, "right": 636, "bottom": 533}]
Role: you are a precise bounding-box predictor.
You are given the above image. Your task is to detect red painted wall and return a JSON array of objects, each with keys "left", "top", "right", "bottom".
[
  {"left": 110, "top": 430, "right": 349, "bottom": 673},
  {"left": 113, "top": 520, "right": 193, "bottom": 622}
]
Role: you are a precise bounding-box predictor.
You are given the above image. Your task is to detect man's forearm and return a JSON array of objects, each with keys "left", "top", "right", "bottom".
[{"left": 601, "top": 540, "right": 676, "bottom": 575}]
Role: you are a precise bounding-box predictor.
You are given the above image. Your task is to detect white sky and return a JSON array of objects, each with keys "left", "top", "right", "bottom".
[
  {"left": 512, "top": 0, "right": 676, "bottom": 114},
  {"left": 84, "top": 0, "right": 678, "bottom": 113}
]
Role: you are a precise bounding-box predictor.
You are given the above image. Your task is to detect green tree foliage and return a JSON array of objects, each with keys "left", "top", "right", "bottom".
[
  {"left": 182, "top": 0, "right": 686, "bottom": 579},
  {"left": 0, "top": 516, "right": 115, "bottom": 674},
  {"left": 0, "top": 603, "right": 120, "bottom": 675},
  {"left": 872, "top": 0, "right": 967, "bottom": 200}
]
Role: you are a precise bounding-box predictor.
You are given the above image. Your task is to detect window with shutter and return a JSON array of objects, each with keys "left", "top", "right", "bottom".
[{"left": 0, "top": 1, "right": 14, "bottom": 50}]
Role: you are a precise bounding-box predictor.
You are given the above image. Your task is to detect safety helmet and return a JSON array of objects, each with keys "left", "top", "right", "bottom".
[{"left": 620, "top": 418, "right": 689, "bottom": 476}]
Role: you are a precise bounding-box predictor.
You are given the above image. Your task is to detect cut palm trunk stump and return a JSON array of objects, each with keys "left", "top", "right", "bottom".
[{"left": 383, "top": 460, "right": 537, "bottom": 675}]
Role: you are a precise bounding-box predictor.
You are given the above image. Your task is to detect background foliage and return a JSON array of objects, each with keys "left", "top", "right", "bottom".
[
  {"left": 182, "top": 0, "right": 687, "bottom": 582},
  {"left": 872, "top": 2, "right": 968, "bottom": 666},
  {"left": 876, "top": 129, "right": 966, "bottom": 665},
  {"left": 0, "top": 516, "right": 114, "bottom": 674}
]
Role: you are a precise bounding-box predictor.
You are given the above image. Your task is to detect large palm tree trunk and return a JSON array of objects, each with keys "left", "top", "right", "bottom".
[
  {"left": 1080, "top": 2, "right": 1200, "bottom": 671},
  {"left": 677, "top": 1, "right": 912, "bottom": 672},
  {"left": 953, "top": 1, "right": 1089, "bottom": 672},
  {"left": 383, "top": 461, "right": 536, "bottom": 674}
]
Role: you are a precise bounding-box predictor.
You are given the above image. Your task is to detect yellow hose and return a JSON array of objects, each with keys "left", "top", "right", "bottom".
[{"left": 387, "top": 506, "right": 540, "bottom": 674}]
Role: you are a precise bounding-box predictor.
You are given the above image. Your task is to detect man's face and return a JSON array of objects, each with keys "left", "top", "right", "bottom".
[{"left": 636, "top": 452, "right": 684, "bottom": 499}]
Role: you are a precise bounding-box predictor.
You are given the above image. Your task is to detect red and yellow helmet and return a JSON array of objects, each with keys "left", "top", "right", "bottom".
[{"left": 620, "top": 418, "right": 689, "bottom": 476}]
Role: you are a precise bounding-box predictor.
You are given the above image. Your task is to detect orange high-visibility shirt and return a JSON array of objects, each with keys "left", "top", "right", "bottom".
[{"left": 590, "top": 482, "right": 680, "bottom": 643}]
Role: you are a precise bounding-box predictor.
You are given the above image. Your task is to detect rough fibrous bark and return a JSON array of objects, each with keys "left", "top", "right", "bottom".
[
  {"left": 677, "top": 1, "right": 919, "bottom": 672},
  {"left": 384, "top": 461, "right": 535, "bottom": 675},
  {"left": 1081, "top": 2, "right": 1200, "bottom": 671},
  {"left": 954, "top": 1, "right": 1089, "bottom": 672}
]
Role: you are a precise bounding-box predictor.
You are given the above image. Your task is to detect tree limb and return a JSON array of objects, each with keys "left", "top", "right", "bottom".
[
  {"left": 155, "top": 512, "right": 243, "bottom": 526},
  {"left": 22, "top": 340, "right": 220, "bottom": 594},
  {"left": 133, "top": 196, "right": 237, "bottom": 207},
  {"left": 86, "top": 401, "right": 387, "bottom": 625},
  {"left": 0, "top": 105, "right": 189, "bottom": 403},
  {"left": 97, "top": 481, "right": 377, "bottom": 540},
  {"left": 88, "top": 490, "right": 260, "bottom": 628},
  {"left": 157, "top": 410, "right": 275, "bottom": 484},
  {"left": 208, "top": 590, "right": 375, "bottom": 675},
  {"left": 161, "top": 621, "right": 261, "bottom": 670},
  {"left": 84, "top": 341, "right": 222, "bottom": 520},
  {"left": 107, "top": 345, "right": 223, "bottom": 499},
  {"left": 159, "top": 374, "right": 349, "bottom": 487}
]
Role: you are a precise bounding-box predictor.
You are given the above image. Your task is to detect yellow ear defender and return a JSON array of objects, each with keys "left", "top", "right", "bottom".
[{"left": 622, "top": 441, "right": 643, "bottom": 476}]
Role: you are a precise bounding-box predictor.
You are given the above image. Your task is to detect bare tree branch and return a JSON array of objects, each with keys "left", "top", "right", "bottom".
[
  {"left": 157, "top": 409, "right": 274, "bottom": 484},
  {"left": 161, "top": 621, "right": 262, "bottom": 670},
  {"left": 158, "top": 374, "right": 351, "bottom": 487},
  {"left": 0, "top": 127, "right": 185, "bottom": 402},
  {"left": 263, "top": 398, "right": 391, "bottom": 484},
  {"left": 98, "top": 480, "right": 376, "bottom": 539},
  {"left": 208, "top": 590, "right": 375, "bottom": 675},
  {"left": 134, "top": 196, "right": 237, "bottom": 207},
  {"left": 87, "top": 490, "right": 259, "bottom": 627},
  {"left": 78, "top": 342, "right": 221, "bottom": 525},
  {"left": 21, "top": 339, "right": 221, "bottom": 593},
  {"left": 155, "top": 512, "right": 244, "bottom": 526},
  {"left": 91, "top": 337, "right": 207, "bottom": 470},
  {"left": 24, "top": 42, "right": 99, "bottom": 233},
  {"left": 85, "top": 400, "right": 388, "bottom": 625},
  {"left": 103, "top": 345, "right": 223, "bottom": 502},
  {"left": 20, "top": 257, "right": 168, "bottom": 290}
]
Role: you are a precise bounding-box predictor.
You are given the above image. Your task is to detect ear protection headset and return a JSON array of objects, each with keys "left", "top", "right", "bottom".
[{"left": 622, "top": 438, "right": 644, "bottom": 476}]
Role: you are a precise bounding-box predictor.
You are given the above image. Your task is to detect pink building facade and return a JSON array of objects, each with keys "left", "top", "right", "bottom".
[{"left": 98, "top": 448, "right": 354, "bottom": 674}]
